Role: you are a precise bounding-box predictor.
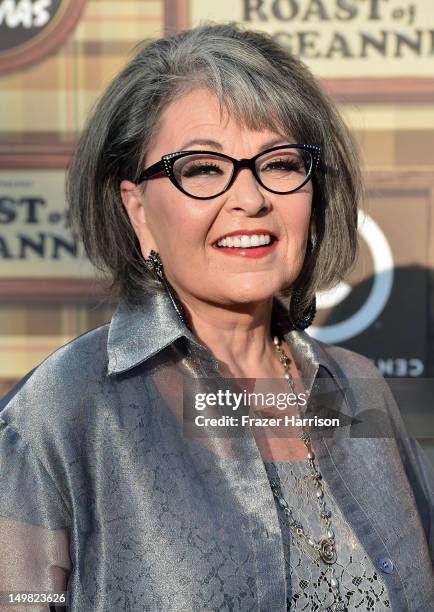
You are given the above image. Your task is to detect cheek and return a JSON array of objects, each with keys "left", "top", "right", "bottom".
[
  {"left": 145, "top": 185, "right": 214, "bottom": 250},
  {"left": 283, "top": 195, "right": 312, "bottom": 247}
]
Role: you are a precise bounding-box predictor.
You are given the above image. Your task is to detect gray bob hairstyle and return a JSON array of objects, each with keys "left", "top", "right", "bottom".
[{"left": 67, "top": 22, "right": 362, "bottom": 310}]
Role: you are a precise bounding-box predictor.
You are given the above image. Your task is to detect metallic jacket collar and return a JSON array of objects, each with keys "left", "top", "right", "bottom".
[{"left": 107, "top": 288, "right": 341, "bottom": 385}]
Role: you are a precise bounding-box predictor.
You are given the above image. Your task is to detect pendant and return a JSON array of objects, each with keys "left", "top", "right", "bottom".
[{"left": 319, "top": 537, "right": 337, "bottom": 564}]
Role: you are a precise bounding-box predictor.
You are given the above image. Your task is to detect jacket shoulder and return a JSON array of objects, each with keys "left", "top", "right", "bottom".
[
  {"left": 0, "top": 323, "right": 110, "bottom": 428},
  {"left": 314, "top": 339, "right": 382, "bottom": 379}
]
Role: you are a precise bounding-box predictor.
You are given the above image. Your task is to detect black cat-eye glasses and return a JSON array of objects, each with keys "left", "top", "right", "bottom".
[{"left": 137, "top": 144, "right": 321, "bottom": 200}]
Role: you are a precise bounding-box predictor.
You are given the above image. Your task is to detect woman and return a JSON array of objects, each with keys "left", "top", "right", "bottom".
[{"left": 0, "top": 23, "right": 432, "bottom": 612}]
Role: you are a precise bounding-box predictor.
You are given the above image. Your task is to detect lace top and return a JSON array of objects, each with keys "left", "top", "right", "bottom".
[{"left": 264, "top": 461, "right": 391, "bottom": 611}]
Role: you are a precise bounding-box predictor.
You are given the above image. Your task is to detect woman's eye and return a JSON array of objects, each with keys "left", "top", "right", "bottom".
[
  {"left": 182, "top": 163, "right": 224, "bottom": 178},
  {"left": 262, "top": 159, "right": 301, "bottom": 172}
]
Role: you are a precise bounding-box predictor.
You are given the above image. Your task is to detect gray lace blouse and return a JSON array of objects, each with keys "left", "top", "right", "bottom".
[
  {"left": 0, "top": 289, "right": 433, "bottom": 611},
  {"left": 264, "top": 461, "right": 391, "bottom": 610}
]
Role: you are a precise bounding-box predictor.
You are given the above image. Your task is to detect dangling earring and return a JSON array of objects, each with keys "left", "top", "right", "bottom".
[
  {"left": 288, "top": 230, "right": 317, "bottom": 330},
  {"left": 144, "top": 249, "right": 190, "bottom": 330},
  {"left": 290, "top": 287, "right": 316, "bottom": 330},
  {"left": 144, "top": 249, "right": 164, "bottom": 280}
]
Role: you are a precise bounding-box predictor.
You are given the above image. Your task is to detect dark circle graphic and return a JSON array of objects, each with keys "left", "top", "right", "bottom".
[{"left": 0, "top": 0, "right": 86, "bottom": 73}]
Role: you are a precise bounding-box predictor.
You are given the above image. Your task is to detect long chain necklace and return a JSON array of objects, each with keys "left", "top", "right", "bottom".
[{"left": 271, "top": 336, "right": 347, "bottom": 612}]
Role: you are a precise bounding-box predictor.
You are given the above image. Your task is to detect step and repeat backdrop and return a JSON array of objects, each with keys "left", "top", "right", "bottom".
[{"left": 0, "top": 0, "right": 433, "bottom": 447}]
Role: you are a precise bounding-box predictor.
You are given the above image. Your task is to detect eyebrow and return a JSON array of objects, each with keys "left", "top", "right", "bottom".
[
  {"left": 262, "top": 136, "right": 293, "bottom": 149},
  {"left": 180, "top": 136, "right": 293, "bottom": 154},
  {"left": 180, "top": 139, "right": 223, "bottom": 150}
]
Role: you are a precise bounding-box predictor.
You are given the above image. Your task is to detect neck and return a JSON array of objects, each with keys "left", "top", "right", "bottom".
[{"left": 176, "top": 292, "right": 281, "bottom": 378}]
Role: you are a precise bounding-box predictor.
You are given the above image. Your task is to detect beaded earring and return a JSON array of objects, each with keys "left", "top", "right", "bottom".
[
  {"left": 144, "top": 249, "right": 190, "bottom": 329},
  {"left": 290, "top": 288, "right": 317, "bottom": 330},
  {"left": 288, "top": 229, "right": 318, "bottom": 330},
  {"left": 144, "top": 249, "right": 164, "bottom": 279}
]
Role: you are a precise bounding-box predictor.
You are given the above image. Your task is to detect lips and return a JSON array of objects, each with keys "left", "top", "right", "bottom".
[
  {"left": 212, "top": 229, "right": 277, "bottom": 248},
  {"left": 211, "top": 229, "right": 279, "bottom": 258}
]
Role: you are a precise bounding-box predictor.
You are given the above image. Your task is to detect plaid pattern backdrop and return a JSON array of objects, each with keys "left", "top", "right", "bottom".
[
  {"left": 0, "top": 0, "right": 163, "bottom": 145},
  {"left": 0, "top": 0, "right": 163, "bottom": 396}
]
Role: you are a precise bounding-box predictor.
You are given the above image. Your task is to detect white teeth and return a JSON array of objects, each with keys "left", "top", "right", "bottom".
[{"left": 216, "top": 234, "right": 274, "bottom": 248}]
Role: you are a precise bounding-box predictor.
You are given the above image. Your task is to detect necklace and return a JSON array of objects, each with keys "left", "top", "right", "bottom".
[{"left": 271, "top": 336, "right": 347, "bottom": 612}]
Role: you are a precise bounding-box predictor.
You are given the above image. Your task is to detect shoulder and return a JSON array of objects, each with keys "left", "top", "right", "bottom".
[
  {"left": 16, "top": 321, "right": 110, "bottom": 387},
  {"left": 306, "top": 334, "right": 402, "bottom": 422},
  {"left": 0, "top": 323, "right": 110, "bottom": 435},
  {"left": 311, "top": 336, "right": 383, "bottom": 380}
]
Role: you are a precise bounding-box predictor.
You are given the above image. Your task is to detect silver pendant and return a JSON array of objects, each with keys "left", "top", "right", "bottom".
[{"left": 319, "top": 536, "right": 337, "bottom": 564}]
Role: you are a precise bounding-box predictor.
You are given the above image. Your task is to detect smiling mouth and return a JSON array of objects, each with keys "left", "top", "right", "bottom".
[
  {"left": 213, "top": 233, "right": 278, "bottom": 249},
  {"left": 211, "top": 232, "right": 279, "bottom": 259}
]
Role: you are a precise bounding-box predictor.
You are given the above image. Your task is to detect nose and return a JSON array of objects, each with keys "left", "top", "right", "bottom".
[{"left": 225, "top": 167, "right": 270, "bottom": 215}]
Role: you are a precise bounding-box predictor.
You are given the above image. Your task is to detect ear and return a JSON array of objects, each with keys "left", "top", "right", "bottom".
[
  {"left": 120, "top": 180, "right": 156, "bottom": 253},
  {"left": 120, "top": 180, "right": 147, "bottom": 230}
]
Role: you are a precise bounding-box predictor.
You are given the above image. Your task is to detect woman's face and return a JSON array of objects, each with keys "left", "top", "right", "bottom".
[{"left": 121, "top": 88, "right": 313, "bottom": 307}]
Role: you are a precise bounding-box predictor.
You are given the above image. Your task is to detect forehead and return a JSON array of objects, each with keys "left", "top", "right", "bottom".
[{"left": 150, "top": 88, "right": 292, "bottom": 155}]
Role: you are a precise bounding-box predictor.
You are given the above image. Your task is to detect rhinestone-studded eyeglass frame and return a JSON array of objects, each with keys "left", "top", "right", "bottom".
[{"left": 137, "top": 144, "right": 321, "bottom": 200}]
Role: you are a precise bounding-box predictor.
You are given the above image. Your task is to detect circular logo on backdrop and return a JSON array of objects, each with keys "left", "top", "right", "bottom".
[
  {"left": 0, "top": 0, "right": 86, "bottom": 73},
  {"left": 309, "top": 211, "right": 394, "bottom": 344}
]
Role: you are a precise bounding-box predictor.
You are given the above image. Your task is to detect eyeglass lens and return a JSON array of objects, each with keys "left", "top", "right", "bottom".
[{"left": 172, "top": 148, "right": 313, "bottom": 198}]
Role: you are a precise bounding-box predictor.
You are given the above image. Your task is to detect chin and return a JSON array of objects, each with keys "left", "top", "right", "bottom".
[{"left": 212, "top": 282, "right": 280, "bottom": 306}]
